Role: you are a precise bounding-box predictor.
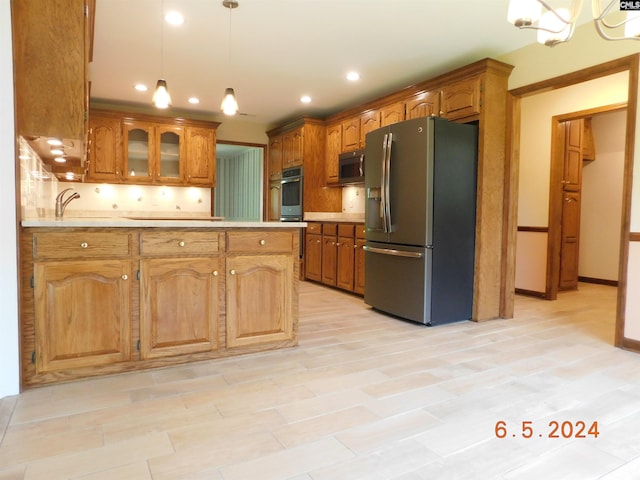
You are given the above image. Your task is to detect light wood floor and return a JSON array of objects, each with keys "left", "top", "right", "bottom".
[{"left": 1, "top": 281, "right": 639, "bottom": 479}]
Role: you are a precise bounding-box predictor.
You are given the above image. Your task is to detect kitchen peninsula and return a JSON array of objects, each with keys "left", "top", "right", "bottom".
[{"left": 19, "top": 218, "right": 304, "bottom": 387}]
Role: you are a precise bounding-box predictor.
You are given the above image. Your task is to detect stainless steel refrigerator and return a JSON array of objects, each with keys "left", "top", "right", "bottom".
[{"left": 364, "top": 116, "right": 478, "bottom": 326}]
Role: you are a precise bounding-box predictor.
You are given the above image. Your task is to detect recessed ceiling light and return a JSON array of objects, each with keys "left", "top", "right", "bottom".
[
  {"left": 346, "top": 71, "right": 360, "bottom": 82},
  {"left": 54, "top": 156, "right": 67, "bottom": 163},
  {"left": 188, "top": 97, "right": 200, "bottom": 104},
  {"left": 300, "top": 95, "right": 311, "bottom": 104},
  {"left": 46, "top": 138, "right": 62, "bottom": 146},
  {"left": 134, "top": 84, "right": 148, "bottom": 92},
  {"left": 50, "top": 148, "right": 64, "bottom": 155},
  {"left": 65, "top": 172, "right": 75, "bottom": 180},
  {"left": 165, "top": 11, "right": 184, "bottom": 25}
]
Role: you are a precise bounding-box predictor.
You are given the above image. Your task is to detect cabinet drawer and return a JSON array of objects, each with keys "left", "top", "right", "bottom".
[
  {"left": 141, "top": 231, "right": 220, "bottom": 256},
  {"left": 338, "top": 224, "right": 355, "bottom": 237},
  {"left": 227, "top": 231, "right": 293, "bottom": 253},
  {"left": 307, "top": 222, "right": 322, "bottom": 235},
  {"left": 356, "top": 224, "right": 365, "bottom": 239},
  {"left": 34, "top": 232, "right": 132, "bottom": 259},
  {"left": 323, "top": 223, "right": 338, "bottom": 236}
]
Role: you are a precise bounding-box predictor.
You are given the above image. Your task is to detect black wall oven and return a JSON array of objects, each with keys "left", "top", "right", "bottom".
[{"left": 280, "top": 166, "right": 303, "bottom": 221}]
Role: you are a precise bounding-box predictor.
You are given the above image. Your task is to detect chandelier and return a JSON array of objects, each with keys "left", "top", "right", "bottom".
[{"left": 507, "top": 0, "right": 640, "bottom": 46}]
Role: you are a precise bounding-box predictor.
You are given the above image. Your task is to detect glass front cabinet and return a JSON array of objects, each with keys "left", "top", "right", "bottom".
[{"left": 123, "top": 120, "right": 184, "bottom": 185}]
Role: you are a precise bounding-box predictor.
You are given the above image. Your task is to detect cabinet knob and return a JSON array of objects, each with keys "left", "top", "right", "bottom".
[
  {"left": 80, "top": 242, "right": 88, "bottom": 249},
  {"left": 179, "top": 241, "right": 185, "bottom": 247},
  {"left": 230, "top": 269, "right": 237, "bottom": 275},
  {"left": 212, "top": 270, "right": 218, "bottom": 276},
  {"left": 259, "top": 239, "right": 266, "bottom": 245},
  {"left": 121, "top": 274, "right": 128, "bottom": 280}
]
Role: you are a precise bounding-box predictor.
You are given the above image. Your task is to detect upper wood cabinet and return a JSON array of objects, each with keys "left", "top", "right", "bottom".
[
  {"left": 87, "top": 113, "right": 122, "bottom": 181},
  {"left": 439, "top": 77, "right": 481, "bottom": 120},
  {"left": 12, "top": 0, "right": 92, "bottom": 141},
  {"left": 405, "top": 91, "right": 439, "bottom": 120},
  {"left": 123, "top": 120, "right": 184, "bottom": 184},
  {"left": 325, "top": 123, "right": 342, "bottom": 184},
  {"left": 342, "top": 117, "right": 360, "bottom": 152},
  {"left": 184, "top": 127, "right": 216, "bottom": 186},
  {"left": 380, "top": 102, "right": 405, "bottom": 127},
  {"left": 360, "top": 110, "right": 380, "bottom": 147},
  {"left": 283, "top": 128, "right": 303, "bottom": 167},
  {"left": 86, "top": 110, "right": 219, "bottom": 187},
  {"left": 269, "top": 135, "right": 284, "bottom": 179}
]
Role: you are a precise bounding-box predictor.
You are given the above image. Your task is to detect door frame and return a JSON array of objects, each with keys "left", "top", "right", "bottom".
[
  {"left": 507, "top": 54, "right": 639, "bottom": 349},
  {"left": 546, "top": 104, "right": 627, "bottom": 300}
]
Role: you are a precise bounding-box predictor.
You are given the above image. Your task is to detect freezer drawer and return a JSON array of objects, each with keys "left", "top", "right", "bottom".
[{"left": 364, "top": 242, "right": 432, "bottom": 325}]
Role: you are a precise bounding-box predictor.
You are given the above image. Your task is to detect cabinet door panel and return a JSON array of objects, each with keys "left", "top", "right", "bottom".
[
  {"left": 226, "top": 254, "right": 294, "bottom": 348},
  {"left": 337, "top": 236, "right": 355, "bottom": 291},
  {"left": 124, "top": 122, "right": 153, "bottom": 182},
  {"left": 157, "top": 126, "right": 183, "bottom": 182},
  {"left": 405, "top": 91, "right": 439, "bottom": 120},
  {"left": 322, "top": 235, "right": 337, "bottom": 285},
  {"left": 34, "top": 260, "right": 131, "bottom": 373},
  {"left": 87, "top": 115, "right": 122, "bottom": 181},
  {"left": 185, "top": 127, "right": 215, "bottom": 186},
  {"left": 342, "top": 118, "right": 360, "bottom": 152},
  {"left": 305, "top": 233, "right": 322, "bottom": 282},
  {"left": 325, "top": 123, "right": 342, "bottom": 184},
  {"left": 380, "top": 102, "right": 405, "bottom": 127},
  {"left": 440, "top": 77, "right": 480, "bottom": 120},
  {"left": 140, "top": 258, "right": 220, "bottom": 359}
]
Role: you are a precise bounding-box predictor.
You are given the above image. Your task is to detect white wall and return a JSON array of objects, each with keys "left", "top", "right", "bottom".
[
  {"left": 0, "top": 1, "right": 20, "bottom": 397},
  {"left": 579, "top": 110, "right": 626, "bottom": 282}
]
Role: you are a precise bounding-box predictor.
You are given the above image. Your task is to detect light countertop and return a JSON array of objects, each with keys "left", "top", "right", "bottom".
[
  {"left": 304, "top": 212, "right": 364, "bottom": 223},
  {"left": 21, "top": 217, "right": 306, "bottom": 228}
]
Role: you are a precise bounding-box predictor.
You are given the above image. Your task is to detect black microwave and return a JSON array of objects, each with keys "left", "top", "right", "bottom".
[{"left": 338, "top": 149, "right": 365, "bottom": 184}]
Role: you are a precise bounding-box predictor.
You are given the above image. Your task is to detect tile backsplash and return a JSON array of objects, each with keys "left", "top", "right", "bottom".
[
  {"left": 59, "top": 182, "right": 211, "bottom": 217},
  {"left": 19, "top": 136, "right": 211, "bottom": 219},
  {"left": 342, "top": 185, "right": 365, "bottom": 214}
]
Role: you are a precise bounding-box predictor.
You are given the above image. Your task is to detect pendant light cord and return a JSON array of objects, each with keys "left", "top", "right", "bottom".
[{"left": 160, "top": 0, "right": 164, "bottom": 78}]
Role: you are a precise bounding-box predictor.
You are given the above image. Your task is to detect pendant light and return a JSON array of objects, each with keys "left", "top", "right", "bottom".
[
  {"left": 220, "top": 0, "right": 239, "bottom": 115},
  {"left": 153, "top": 0, "right": 171, "bottom": 108}
]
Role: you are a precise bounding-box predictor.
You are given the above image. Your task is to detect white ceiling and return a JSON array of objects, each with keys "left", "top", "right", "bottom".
[{"left": 91, "top": 0, "right": 595, "bottom": 129}]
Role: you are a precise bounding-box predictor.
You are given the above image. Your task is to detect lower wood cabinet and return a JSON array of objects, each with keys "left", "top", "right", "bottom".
[
  {"left": 305, "top": 222, "right": 364, "bottom": 296},
  {"left": 226, "top": 253, "right": 294, "bottom": 348},
  {"left": 305, "top": 226, "right": 322, "bottom": 282},
  {"left": 337, "top": 225, "right": 355, "bottom": 291},
  {"left": 34, "top": 259, "right": 132, "bottom": 373},
  {"left": 140, "top": 257, "right": 220, "bottom": 359},
  {"left": 21, "top": 227, "right": 299, "bottom": 388}
]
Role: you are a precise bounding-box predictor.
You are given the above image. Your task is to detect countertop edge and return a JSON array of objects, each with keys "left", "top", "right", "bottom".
[{"left": 21, "top": 219, "right": 307, "bottom": 228}]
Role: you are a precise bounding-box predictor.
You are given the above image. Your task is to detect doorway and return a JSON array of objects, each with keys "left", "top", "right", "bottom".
[
  {"left": 547, "top": 107, "right": 627, "bottom": 299},
  {"left": 508, "top": 55, "right": 638, "bottom": 349},
  {"left": 214, "top": 142, "right": 265, "bottom": 221}
]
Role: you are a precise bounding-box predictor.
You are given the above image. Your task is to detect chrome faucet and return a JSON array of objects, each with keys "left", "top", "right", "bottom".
[{"left": 55, "top": 188, "right": 80, "bottom": 218}]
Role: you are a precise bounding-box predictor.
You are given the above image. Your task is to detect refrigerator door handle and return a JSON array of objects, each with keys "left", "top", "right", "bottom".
[
  {"left": 363, "top": 245, "right": 423, "bottom": 258},
  {"left": 381, "top": 133, "right": 389, "bottom": 233},
  {"left": 384, "top": 132, "right": 393, "bottom": 233}
]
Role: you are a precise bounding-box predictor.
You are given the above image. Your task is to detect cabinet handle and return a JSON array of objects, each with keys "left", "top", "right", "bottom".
[
  {"left": 230, "top": 269, "right": 237, "bottom": 275},
  {"left": 80, "top": 242, "right": 88, "bottom": 249},
  {"left": 212, "top": 270, "right": 218, "bottom": 276},
  {"left": 121, "top": 274, "right": 128, "bottom": 280},
  {"left": 179, "top": 241, "right": 185, "bottom": 247},
  {"left": 259, "top": 239, "right": 266, "bottom": 245}
]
